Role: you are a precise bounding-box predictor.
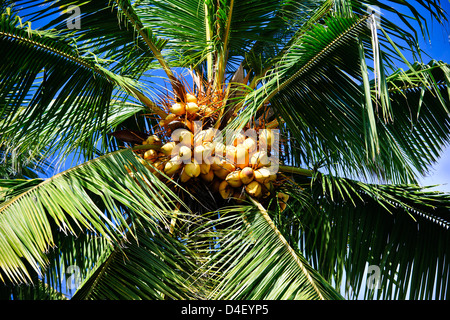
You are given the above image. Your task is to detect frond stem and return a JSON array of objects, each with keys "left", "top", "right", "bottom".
[
  {"left": 250, "top": 198, "right": 325, "bottom": 300},
  {"left": 114, "top": 1, "right": 178, "bottom": 89},
  {"left": 248, "top": 0, "right": 335, "bottom": 89},
  {"left": 0, "top": 31, "right": 167, "bottom": 117},
  {"left": 261, "top": 15, "right": 371, "bottom": 108},
  {"left": 279, "top": 166, "right": 313, "bottom": 177}
]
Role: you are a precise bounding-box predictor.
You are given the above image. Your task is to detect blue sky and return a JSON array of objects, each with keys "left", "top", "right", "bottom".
[{"left": 410, "top": 1, "right": 450, "bottom": 191}]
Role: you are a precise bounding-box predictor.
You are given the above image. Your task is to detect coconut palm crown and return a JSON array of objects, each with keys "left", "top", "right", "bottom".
[{"left": 1, "top": 0, "right": 450, "bottom": 300}]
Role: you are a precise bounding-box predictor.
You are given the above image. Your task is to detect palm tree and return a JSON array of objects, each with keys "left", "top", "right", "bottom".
[{"left": 1, "top": 0, "right": 450, "bottom": 300}]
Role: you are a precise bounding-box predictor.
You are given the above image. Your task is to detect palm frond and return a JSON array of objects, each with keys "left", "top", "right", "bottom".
[
  {"left": 246, "top": 0, "right": 336, "bottom": 87},
  {"left": 0, "top": 145, "right": 49, "bottom": 180},
  {"left": 286, "top": 171, "right": 450, "bottom": 299},
  {"left": 0, "top": 148, "right": 185, "bottom": 284},
  {"left": 227, "top": 15, "right": 381, "bottom": 178},
  {"left": 0, "top": 278, "right": 68, "bottom": 300},
  {"left": 135, "top": 0, "right": 208, "bottom": 66},
  {"left": 227, "top": 14, "right": 368, "bottom": 128},
  {"left": 234, "top": 16, "right": 450, "bottom": 185},
  {"left": 17, "top": 0, "right": 169, "bottom": 78},
  {"left": 0, "top": 8, "right": 162, "bottom": 163},
  {"left": 0, "top": 178, "right": 43, "bottom": 204},
  {"left": 196, "top": 204, "right": 343, "bottom": 300},
  {"left": 71, "top": 222, "right": 197, "bottom": 300}
]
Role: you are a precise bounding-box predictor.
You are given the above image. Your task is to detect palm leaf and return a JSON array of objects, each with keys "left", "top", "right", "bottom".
[
  {"left": 0, "top": 278, "right": 68, "bottom": 300},
  {"left": 0, "top": 8, "right": 161, "bottom": 163},
  {"left": 71, "top": 222, "right": 197, "bottom": 300},
  {"left": 287, "top": 171, "right": 450, "bottom": 299},
  {"left": 197, "top": 204, "right": 343, "bottom": 300},
  {"left": 0, "top": 148, "right": 185, "bottom": 284},
  {"left": 17, "top": 0, "right": 168, "bottom": 77},
  {"left": 239, "top": 17, "right": 450, "bottom": 185},
  {"left": 0, "top": 178, "right": 43, "bottom": 204}
]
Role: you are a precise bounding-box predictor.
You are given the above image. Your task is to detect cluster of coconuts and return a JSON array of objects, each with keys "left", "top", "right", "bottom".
[
  {"left": 137, "top": 93, "right": 290, "bottom": 210},
  {"left": 158, "top": 93, "right": 216, "bottom": 131}
]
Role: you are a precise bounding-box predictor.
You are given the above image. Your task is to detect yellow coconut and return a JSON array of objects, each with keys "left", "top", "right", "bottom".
[
  {"left": 213, "top": 141, "right": 225, "bottom": 155},
  {"left": 262, "top": 181, "right": 273, "bottom": 198},
  {"left": 178, "top": 145, "right": 192, "bottom": 162},
  {"left": 194, "top": 128, "right": 216, "bottom": 146},
  {"left": 160, "top": 114, "right": 177, "bottom": 127},
  {"left": 200, "top": 169, "right": 214, "bottom": 183},
  {"left": 193, "top": 145, "right": 205, "bottom": 163},
  {"left": 214, "top": 161, "right": 236, "bottom": 180},
  {"left": 250, "top": 151, "right": 270, "bottom": 168},
  {"left": 277, "top": 192, "right": 289, "bottom": 211},
  {"left": 165, "top": 113, "right": 178, "bottom": 122},
  {"left": 233, "top": 132, "right": 246, "bottom": 147},
  {"left": 278, "top": 192, "right": 289, "bottom": 202},
  {"left": 245, "top": 181, "right": 262, "bottom": 198},
  {"left": 210, "top": 143, "right": 226, "bottom": 170},
  {"left": 186, "top": 102, "right": 200, "bottom": 114},
  {"left": 235, "top": 145, "right": 249, "bottom": 169},
  {"left": 202, "top": 142, "right": 215, "bottom": 165},
  {"left": 138, "top": 158, "right": 151, "bottom": 170},
  {"left": 186, "top": 94, "right": 197, "bottom": 104},
  {"left": 143, "top": 149, "right": 158, "bottom": 161},
  {"left": 179, "top": 130, "right": 194, "bottom": 146},
  {"left": 203, "top": 128, "right": 216, "bottom": 143},
  {"left": 225, "top": 171, "right": 243, "bottom": 188},
  {"left": 254, "top": 167, "right": 271, "bottom": 183},
  {"left": 194, "top": 144, "right": 213, "bottom": 165},
  {"left": 200, "top": 163, "right": 211, "bottom": 175},
  {"left": 142, "top": 160, "right": 161, "bottom": 174},
  {"left": 169, "top": 102, "right": 186, "bottom": 115},
  {"left": 259, "top": 129, "right": 274, "bottom": 148},
  {"left": 210, "top": 158, "right": 222, "bottom": 171},
  {"left": 194, "top": 131, "right": 206, "bottom": 146},
  {"left": 225, "top": 145, "right": 237, "bottom": 164},
  {"left": 142, "top": 158, "right": 163, "bottom": 173},
  {"left": 186, "top": 93, "right": 197, "bottom": 104},
  {"left": 143, "top": 134, "right": 161, "bottom": 146},
  {"left": 180, "top": 169, "right": 191, "bottom": 183},
  {"left": 239, "top": 167, "right": 255, "bottom": 185},
  {"left": 185, "top": 162, "right": 201, "bottom": 178},
  {"left": 219, "top": 180, "right": 233, "bottom": 200},
  {"left": 153, "top": 160, "right": 164, "bottom": 172},
  {"left": 243, "top": 137, "right": 257, "bottom": 153}
]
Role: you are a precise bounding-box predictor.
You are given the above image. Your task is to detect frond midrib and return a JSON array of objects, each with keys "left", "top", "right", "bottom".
[
  {"left": 0, "top": 148, "right": 126, "bottom": 214},
  {"left": 266, "top": 14, "right": 372, "bottom": 102},
  {"left": 0, "top": 31, "right": 100, "bottom": 75}
]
